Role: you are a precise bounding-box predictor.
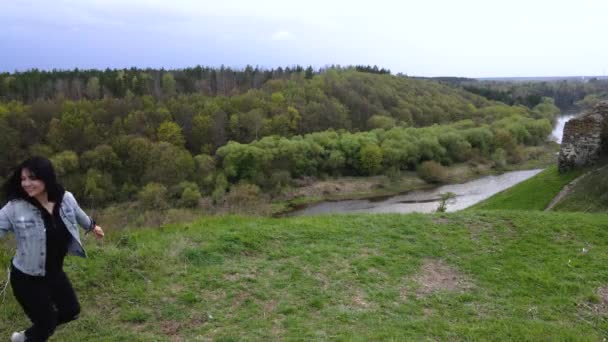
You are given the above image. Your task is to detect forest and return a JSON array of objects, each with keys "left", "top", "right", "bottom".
[
  {"left": 0, "top": 66, "right": 561, "bottom": 209},
  {"left": 460, "top": 77, "right": 608, "bottom": 110}
]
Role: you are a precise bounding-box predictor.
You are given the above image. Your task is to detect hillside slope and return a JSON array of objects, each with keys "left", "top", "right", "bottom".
[
  {"left": 552, "top": 163, "right": 608, "bottom": 213},
  {"left": 469, "top": 166, "right": 584, "bottom": 211},
  {"left": 1, "top": 212, "right": 606, "bottom": 340}
]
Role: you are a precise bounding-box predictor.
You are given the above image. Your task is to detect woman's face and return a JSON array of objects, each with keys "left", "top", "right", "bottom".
[{"left": 21, "top": 168, "right": 46, "bottom": 198}]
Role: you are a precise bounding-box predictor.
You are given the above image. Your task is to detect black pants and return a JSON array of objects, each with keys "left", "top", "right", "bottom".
[{"left": 10, "top": 264, "right": 81, "bottom": 342}]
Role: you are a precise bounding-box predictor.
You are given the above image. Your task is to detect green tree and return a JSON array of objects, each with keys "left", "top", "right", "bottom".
[
  {"left": 111, "top": 135, "right": 153, "bottom": 184},
  {"left": 85, "top": 77, "right": 101, "bottom": 99},
  {"left": 138, "top": 182, "right": 169, "bottom": 210},
  {"left": 157, "top": 121, "right": 186, "bottom": 147},
  {"left": 162, "top": 73, "right": 177, "bottom": 97},
  {"left": 305, "top": 66, "right": 314, "bottom": 79},
  {"left": 144, "top": 142, "right": 195, "bottom": 185},
  {"left": 239, "top": 108, "right": 265, "bottom": 141},
  {"left": 193, "top": 153, "right": 216, "bottom": 192},
  {"left": 212, "top": 172, "right": 229, "bottom": 204},
  {"left": 50, "top": 150, "right": 79, "bottom": 177},
  {"left": 84, "top": 168, "right": 115, "bottom": 205},
  {"left": 177, "top": 181, "right": 202, "bottom": 207},
  {"left": 47, "top": 102, "right": 97, "bottom": 152},
  {"left": 190, "top": 114, "right": 213, "bottom": 153},
  {"left": 81, "top": 144, "right": 121, "bottom": 174},
  {"left": 216, "top": 141, "right": 272, "bottom": 182},
  {"left": 367, "top": 115, "right": 396, "bottom": 130},
  {"left": 359, "top": 144, "right": 383, "bottom": 175},
  {"left": 0, "top": 117, "right": 22, "bottom": 175},
  {"left": 438, "top": 132, "right": 472, "bottom": 163}
]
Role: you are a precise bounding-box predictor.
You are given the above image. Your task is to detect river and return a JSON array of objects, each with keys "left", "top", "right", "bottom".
[
  {"left": 550, "top": 112, "right": 577, "bottom": 143},
  {"left": 288, "top": 113, "right": 576, "bottom": 216}
]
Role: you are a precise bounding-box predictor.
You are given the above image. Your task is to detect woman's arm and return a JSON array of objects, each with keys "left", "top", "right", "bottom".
[
  {"left": 64, "top": 192, "right": 104, "bottom": 239},
  {"left": 65, "top": 192, "right": 94, "bottom": 231},
  {"left": 0, "top": 203, "right": 14, "bottom": 238}
]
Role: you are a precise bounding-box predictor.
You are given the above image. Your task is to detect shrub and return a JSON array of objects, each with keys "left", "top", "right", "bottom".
[
  {"left": 180, "top": 188, "right": 201, "bottom": 208},
  {"left": 137, "top": 182, "right": 168, "bottom": 210},
  {"left": 507, "top": 145, "right": 526, "bottom": 164},
  {"left": 257, "top": 170, "right": 292, "bottom": 194},
  {"left": 212, "top": 173, "right": 229, "bottom": 204},
  {"left": 218, "top": 182, "right": 271, "bottom": 215},
  {"left": 417, "top": 160, "right": 448, "bottom": 183},
  {"left": 222, "top": 182, "right": 262, "bottom": 208},
  {"left": 367, "top": 115, "right": 396, "bottom": 130},
  {"left": 491, "top": 148, "right": 507, "bottom": 169},
  {"left": 359, "top": 144, "right": 384, "bottom": 175}
]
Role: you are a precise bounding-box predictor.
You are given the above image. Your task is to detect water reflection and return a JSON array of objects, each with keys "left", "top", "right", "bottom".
[
  {"left": 551, "top": 113, "right": 577, "bottom": 143},
  {"left": 289, "top": 169, "right": 543, "bottom": 216}
]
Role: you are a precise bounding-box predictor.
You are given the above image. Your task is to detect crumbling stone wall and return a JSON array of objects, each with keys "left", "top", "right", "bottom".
[{"left": 558, "top": 102, "right": 608, "bottom": 172}]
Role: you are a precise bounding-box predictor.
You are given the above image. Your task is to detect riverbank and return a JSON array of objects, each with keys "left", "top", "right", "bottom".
[
  {"left": 273, "top": 142, "right": 560, "bottom": 216},
  {"left": 469, "top": 165, "right": 585, "bottom": 211},
  {"left": 85, "top": 143, "right": 560, "bottom": 229}
]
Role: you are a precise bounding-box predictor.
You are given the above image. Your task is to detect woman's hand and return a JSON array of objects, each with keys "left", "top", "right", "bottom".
[{"left": 92, "top": 225, "right": 104, "bottom": 240}]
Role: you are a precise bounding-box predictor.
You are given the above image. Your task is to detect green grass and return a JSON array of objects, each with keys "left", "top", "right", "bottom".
[
  {"left": 553, "top": 165, "right": 608, "bottom": 213},
  {"left": 470, "top": 165, "right": 585, "bottom": 211},
  {"left": 1, "top": 211, "right": 607, "bottom": 340}
]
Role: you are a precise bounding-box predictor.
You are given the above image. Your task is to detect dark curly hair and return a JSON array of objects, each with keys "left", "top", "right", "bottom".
[{"left": 3, "top": 156, "right": 64, "bottom": 202}]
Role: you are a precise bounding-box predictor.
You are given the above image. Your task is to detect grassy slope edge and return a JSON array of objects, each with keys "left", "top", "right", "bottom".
[
  {"left": 469, "top": 165, "right": 585, "bottom": 211},
  {"left": 553, "top": 163, "right": 608, "bottom": 213},
  {"left": 1, "top": 211, "right": 607, "bottom": 340}
]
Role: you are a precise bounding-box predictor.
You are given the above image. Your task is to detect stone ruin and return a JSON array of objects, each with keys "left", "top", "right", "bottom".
[{"left": 558, "top": 102, "right": 608, "bottom": 172}]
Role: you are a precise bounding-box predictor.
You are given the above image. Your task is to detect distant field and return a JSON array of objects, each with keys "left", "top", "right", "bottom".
[
  {"left": 1, "top": 212, "right": 607, "bottom": 340},
  {"left": 470, "top": 165, "right": 584, "bottom": 211}
]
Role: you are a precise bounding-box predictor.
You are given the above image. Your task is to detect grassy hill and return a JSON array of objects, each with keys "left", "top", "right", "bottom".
[
  {"left": 1, "top": 211, "right": 607, "bottom": 340},
  {"left": 469, "top": 165, "right": 584, "bottom": 211},
  {"left": 553, "top": 164, "right": 608, "bottom": 213}
]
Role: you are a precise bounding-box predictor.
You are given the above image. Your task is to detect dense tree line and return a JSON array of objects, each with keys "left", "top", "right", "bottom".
[
  {"left": 462, "top": 78, "right": 608, "bottom": 110},
  {"left": 354, "top": 65, "right": 391, "bottom": 74},
  {"left": 0, "top": 65, "right": 396, "bottom": 103},
  {"left": 0, "top": 69, "right": 501, "bottom": 160},
  {"left": 0, "top": 68, "right": 561, "bottom": 208}
]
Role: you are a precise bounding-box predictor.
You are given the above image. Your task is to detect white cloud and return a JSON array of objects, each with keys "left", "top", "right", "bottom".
[{"left": 271, "top": 30, "right": 295, "bottom": 41}]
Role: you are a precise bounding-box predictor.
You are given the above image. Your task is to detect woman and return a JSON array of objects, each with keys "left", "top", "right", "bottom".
[{"left": 0, "top": 156, "right": 104, "bottom": 342}]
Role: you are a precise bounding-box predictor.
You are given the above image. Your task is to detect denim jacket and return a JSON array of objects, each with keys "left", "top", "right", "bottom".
[{"left": 0, "top": 191, "right": 94, "bottom": 276}]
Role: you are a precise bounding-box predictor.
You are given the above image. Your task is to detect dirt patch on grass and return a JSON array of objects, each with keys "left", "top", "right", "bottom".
[
  {"left": 594, "top": 286, "right": 608, "bottom": 315},
  {"left": 263, "top": 299, "right": 278, "bottom": 314},
  {"left": 422, "top": 307, "right": 434, "bottom": 317},
  {"left": 161, "top": 320, "right": 182, "bottom": 335},
  {"left": 431, "top": 216, "right": 451, "bottom": 225},
  {"left": 187, "top": 312, "right": 210, "bottom": 328},
  {"left": 413, "top": 259, "right": 473, "bottom": 297},
  {"left": 352, "top": 289, "right": 370, "bottom": 308},
  {"left": 599, "top": 286, "right": 608, "bottom": 303},
  {"left": 230, "top": 292, "right": 251, "bottom": 310},
  {"left": 313, "top": 272, "right": 330, "bottom": 290},
  {"left": 461, "top": 216, "right": 516, "bottom": 247},
  {"left": 223, "top": 271, "right": 257, "bottom": 282},
  {"left": 577, "top": 285, "right": 608, "bottom": 321},
  {"left": 199, "top": 289, "right": 226, "bottom": 302}
]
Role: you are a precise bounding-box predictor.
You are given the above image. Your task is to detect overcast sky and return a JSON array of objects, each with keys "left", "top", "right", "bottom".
[{"left": 1, "top": 0, "right": 607, "bottom": 77}]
